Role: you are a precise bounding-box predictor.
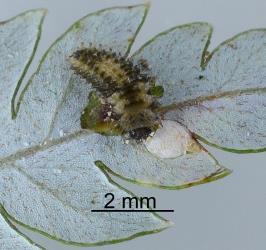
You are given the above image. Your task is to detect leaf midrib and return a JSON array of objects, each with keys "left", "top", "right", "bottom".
[
  {"left": 0, "top": 130, "right": 88, "bottom": 166},
  {"left": 2, "top": 86, "right": 265, "bottom": 165},
  {"left": 159, "top": 86, "right": 266, "bottom": 114}
]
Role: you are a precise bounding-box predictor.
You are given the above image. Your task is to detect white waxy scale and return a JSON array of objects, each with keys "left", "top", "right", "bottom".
[{"left": 144, "top": 120, "right": 193, "bottom": 158}]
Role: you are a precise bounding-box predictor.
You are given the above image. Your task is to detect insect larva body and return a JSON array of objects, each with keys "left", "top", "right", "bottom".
[{"left": 70, "top": 47, "right": 163, "bottom": 141}]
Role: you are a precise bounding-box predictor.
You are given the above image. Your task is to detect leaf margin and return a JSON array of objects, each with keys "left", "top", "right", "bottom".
[
  {"left": 0, "top": 205, "right": 44, "bottom": 250},
  {"left": 1, "top": 163, "right": 172, "bottom": 247},
  {"left": 3, "top": 8, "right": 47, "bottom": 119},
  {"left": 190, "top": 88, "right": 266, "bottom": 154},
  {"left": 95, "top": 150, "right": 232, "bottom": 190},
  {"left": 132, "top": 21, "right": 213, "bottom": 67}
]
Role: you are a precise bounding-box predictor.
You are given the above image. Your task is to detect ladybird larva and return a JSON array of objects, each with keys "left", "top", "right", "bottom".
[{"left": 70, "top": 47, "right": 164, "bottom": 141}]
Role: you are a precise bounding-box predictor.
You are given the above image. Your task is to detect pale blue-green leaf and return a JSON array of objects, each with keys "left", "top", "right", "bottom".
[
  {"left": 0, "top": 9, "right": 45, "bottom": 157},
  {"left": 92, "top": 134, "right": 229, "bottom": 189},
  {"left": 166, "top": 89, "right": 266, "bottom": 152},
  {"left": 132, "top": 22, "right": 212, "bottom": 105},
  {"left": 0, "top": 6, "right": 171, "bottom": 246},
  {"left": 203, "top": 30, "right": 266, "bottom": 93},
  {"left": 0, "top": 9, "right": 45, "bottom": 117},
  {"left": 0, "top": 209, "right": 41, "bottom": 250},
  {"left": 134, "top": 24, "right": 266, "bottom": 151},
  {"left": 0, "top": 133, "right": 170, "bottom": 245}
]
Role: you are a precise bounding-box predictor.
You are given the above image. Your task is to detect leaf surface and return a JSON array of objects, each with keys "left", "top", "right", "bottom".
[
  {"left": 0, "top": 9, "right": 45, "bottom": 119},
  {"left": 166, "top": 89, "right": 266, "bottom": 152},
  {"left": 1, "top": 133, "right": 170, "bottom": 245},
  {"left": 133, "top": 24, "right": 266, "bottom": 151},
  {"left": 0, "top": 9, "right": 45, "bottom": 157}
]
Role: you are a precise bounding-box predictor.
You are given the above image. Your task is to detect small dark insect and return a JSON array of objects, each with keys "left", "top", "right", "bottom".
[
  {"left": 70, "top": 47, "right": 163, "bottom": 141},
  {"left": 129, "top": 127, "right": 153, "bottom": 141}
]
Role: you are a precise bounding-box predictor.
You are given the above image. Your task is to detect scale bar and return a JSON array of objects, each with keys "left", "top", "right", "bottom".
[{"left": 91, "top": 209, "right": 174, "bottom": 212}]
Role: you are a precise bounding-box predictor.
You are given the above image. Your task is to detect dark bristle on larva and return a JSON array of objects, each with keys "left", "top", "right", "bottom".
[{"left": 70, "top": 47, "right": 163, "bottom": 141}]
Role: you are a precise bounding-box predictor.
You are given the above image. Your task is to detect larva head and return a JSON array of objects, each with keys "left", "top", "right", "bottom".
[{"left": 70, "top": 47, "right": 164, "bottom": 141}]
